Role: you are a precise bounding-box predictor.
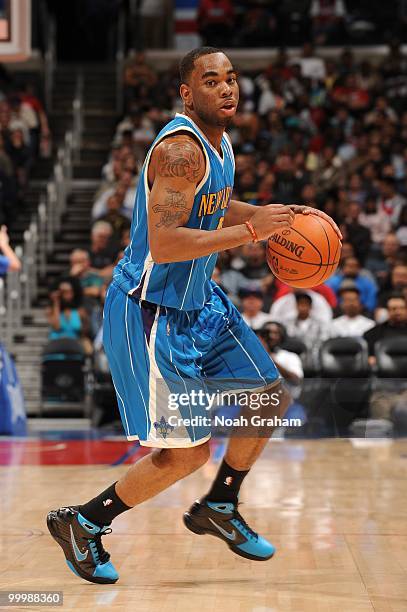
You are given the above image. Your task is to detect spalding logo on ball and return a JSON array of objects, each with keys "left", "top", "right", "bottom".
[{"left": 267, "top": 214, "right": 342, "bottom": 288}]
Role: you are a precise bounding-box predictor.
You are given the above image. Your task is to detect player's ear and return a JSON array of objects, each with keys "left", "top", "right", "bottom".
[{"left": 180, "top": 83, "right": 193, "bottom": 109}]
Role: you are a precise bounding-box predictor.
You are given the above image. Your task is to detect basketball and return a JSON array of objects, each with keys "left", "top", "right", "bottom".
[{"left": 266, "top": 213, "right": 342, "bottom": 288}]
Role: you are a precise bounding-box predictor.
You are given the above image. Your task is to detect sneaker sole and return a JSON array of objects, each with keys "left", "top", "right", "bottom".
[
  {"left": 183, "top": 512, "right": 275, "bottom": 561},
  {"left": 46, "top": 513, "right": 118, "bottom": 585}
]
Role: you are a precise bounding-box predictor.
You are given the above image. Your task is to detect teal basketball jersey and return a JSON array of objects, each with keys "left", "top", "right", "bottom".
[{"left": 112, "top": 113, "right": 235, "bottom": 310}]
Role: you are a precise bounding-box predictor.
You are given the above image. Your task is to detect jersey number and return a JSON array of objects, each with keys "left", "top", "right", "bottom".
[{"left": 217, "top": 217, "right": 225, "bottom": 230}]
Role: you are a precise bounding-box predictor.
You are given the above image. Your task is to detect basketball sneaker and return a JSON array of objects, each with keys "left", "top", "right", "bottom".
[
  {"left": 183, "top": 499, "right": 275, "bottom": 561},
  {"left": 46, "top": 506, "right": 119, "bottom": 584}
]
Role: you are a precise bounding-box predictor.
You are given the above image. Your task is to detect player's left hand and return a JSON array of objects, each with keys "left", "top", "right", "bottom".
[{"left": 288, "top": 205, "right": 343, "bottom": 241}]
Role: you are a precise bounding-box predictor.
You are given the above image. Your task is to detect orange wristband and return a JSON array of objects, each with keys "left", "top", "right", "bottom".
[{"left": 244, "top": 221, "right": 258, "bottom": 242}]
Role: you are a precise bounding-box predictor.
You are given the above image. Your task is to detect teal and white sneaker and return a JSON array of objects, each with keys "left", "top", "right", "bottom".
[
  {"left": 47, "top": 506, "right": 119, "bottom": 584},
  {"left": 183, "top": 499, "right": 275, "bottom": 561}
]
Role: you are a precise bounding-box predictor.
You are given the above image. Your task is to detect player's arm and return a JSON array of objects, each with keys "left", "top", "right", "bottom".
[
  {"left": 148, "top": 137, "right": 295, "bottom": 263},
  {"left": 223, "top": 199, "right": 257, "bottom": 227},
  {"left": 225, "top": 200, "right": 342, "bottom": 241}
]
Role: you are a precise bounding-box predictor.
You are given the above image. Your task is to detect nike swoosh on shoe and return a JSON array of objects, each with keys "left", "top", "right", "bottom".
[
  {"left": 208, "top": 518, "right": 236, "bottom": 541},
  {"left": 70, "top": 525, "right": 88, "bottom": 562}
]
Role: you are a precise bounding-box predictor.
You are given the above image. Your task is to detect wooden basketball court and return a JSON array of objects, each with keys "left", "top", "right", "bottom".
[{"left": 1, "top": 437, "right": 406, "bottom": 611}]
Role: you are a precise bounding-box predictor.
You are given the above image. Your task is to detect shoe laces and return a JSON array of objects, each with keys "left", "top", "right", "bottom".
[
  {"left": 233, "top": 504, "right": 259, "bottom": 541},
  {"left": 88, "top": 528, "right": 112, "bottom": 565}
]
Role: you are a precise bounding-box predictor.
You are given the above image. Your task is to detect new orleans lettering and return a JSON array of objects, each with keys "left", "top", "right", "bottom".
[
  {"left": 198, "top": 186, "right": 232, "bottom": 217},
  {"left": 270, "top": 234, "right": 306, "bottom": 259}
]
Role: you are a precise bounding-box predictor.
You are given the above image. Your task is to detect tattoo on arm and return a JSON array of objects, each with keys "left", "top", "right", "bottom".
[
  {"left": 157, "top": 140, "right": 203, "bottom": 182},
  {"left": 153, "top": 188, "right": 191, "bottom": 228}
]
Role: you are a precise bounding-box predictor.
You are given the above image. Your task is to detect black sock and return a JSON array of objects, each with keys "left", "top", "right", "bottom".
[
  {"left": 78, "top": 482, "right": 132, "bottom": 527},
  {"left": 205, "top": 459, "right": 249, "bottom": 504}
]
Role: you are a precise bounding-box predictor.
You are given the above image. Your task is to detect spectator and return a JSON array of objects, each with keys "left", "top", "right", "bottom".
[
  {"left": 272, "top": 153, "right": 301, "bottom": 204},
  {"left": 359, "top": 196, "right": 392, "bottom": 248},
  {"left": 377, "top": 177, "right": 406, "bottom": 227},
  {"left": 260, "top": 321, "right": 304, "bottom": 386},
  {"left": 96, "top": 194, "right": 131, "bottom": 241},
  {"left": 344, "top": 201, "right": 371, "bottom": 264},
  {"left": 330, "top": 285, "right": 375, "bottom": 336},
  {"left": 197, "top": 0, "right": 234, "bottom": 47},
  {"left": 114, "top": 108, "right": 155, "bottom": 156},
  {"left": 0, "top": 131, "right": 14, "bottom": 176},
  {"left": 92, "top": 171, "right": 137, "bottom": 220},
  {"left": 346, "top": 173, "right": 366, "bottom": 205},
  {"left": 0, "top": 225, "right": 21, "bottom": 273},
  {"left": 69, "top": 249, "right": 104, "bottom": 301},
  {"left": 6, "top": 127, "right": 32, "bottom": 192},
  {"left": 101, "top": 145, "right": 124, "bottom": 183},
  {"left": 240, "top": 242, "right": 270, "bottom": 282},
  {"left": 216, "top": 249, "right": 247, "bottom": 303},
  {"left": 237, "top": 4, "right": 278, "bottom": 48},
  {"left": 279, "top": 292, "right": 331, "bottom": 352},
  {"left": 139, "top": 0, "right": 168, "bottom": 49},
  {"left": 363, "top": 294, "right": 407, "bottom": 362},
  {"left": 46, "top": 277, "right": 91, "bottom": 352},
  {"left": 239, "top": 287, "right": 272, "bottom": 330},
  {"left": 88, "top": 221, "right": 119, "bottom": 280},
  {"left": 396, "top": 205, "right": 407, "bottom": 246},
  {"left": 293, "top": 43, "right": 326, "bottom": 80},
  {"left": 377, "top": 264, "right": 407, "bottom": 319},
  {"left": 270, "top": 289, "right": 333, "bottom": 324},
  {"left": 326, "top": 256, "right": 378, "bottom": 312},
  {"left": 123, "top": 52, "right": 158, "bottom": 111},
  {"left": 19, "top": 83, "right": 51, "bottom": 157},
  {"left": 310, "top": 0, "right": 346, "bottom": 45},
  {"left": 366, "top": 232, "right": 403, "bottom": 286}
]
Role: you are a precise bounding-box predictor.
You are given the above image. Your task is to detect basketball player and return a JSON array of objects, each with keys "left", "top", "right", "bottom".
[{"left": 47, "top": 47, "right": 341, "bottom": 584}]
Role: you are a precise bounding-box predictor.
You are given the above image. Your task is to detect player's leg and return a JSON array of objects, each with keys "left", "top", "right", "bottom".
[
  {"left": 217, "top": 380, "right": 291, "bottom": 495},
  {"left": 47, "top": 288, "right": 210, "bottom": 584},
  {"left": 47, "top": 442, "right": 210, "bottom": 585},
  {"left": 183, "top": 285, "right": 288, "bottom": 560}
]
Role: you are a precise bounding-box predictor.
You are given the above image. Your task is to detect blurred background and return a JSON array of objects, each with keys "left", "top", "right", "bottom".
[{"left": 0, "top": 0, "right": 407, "bottom": 442}]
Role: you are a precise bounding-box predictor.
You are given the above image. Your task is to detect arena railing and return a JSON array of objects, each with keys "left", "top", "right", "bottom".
[
  {"left": 72, "top": 73, "right": 84, "bottom": 164},
  {"left": 44, "top": 12, "right": 56, "bottom": 112},
  {"left": 116, "top": 2, "right": 126, "bottom": 115},
  {"left": 0, "top": 130, "right": 75, "bottom": 353}
]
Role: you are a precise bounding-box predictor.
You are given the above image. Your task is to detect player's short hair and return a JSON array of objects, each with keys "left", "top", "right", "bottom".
[{"left": 179, "top": 46, "right": 224, "bottom": 84}]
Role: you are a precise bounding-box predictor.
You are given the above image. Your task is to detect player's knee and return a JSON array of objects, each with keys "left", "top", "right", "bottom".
[
  {"left": 173, "top": 442, "right": 210, "bottom": 473},
  {"left": 187, "top": 441, "right": 210, "bottom": 470},
  {"left": 261, "top": 381, "right": 292, "bottom": 418},
  {"left": 152, "top": 441, "right": 210, "bottom": 473}
]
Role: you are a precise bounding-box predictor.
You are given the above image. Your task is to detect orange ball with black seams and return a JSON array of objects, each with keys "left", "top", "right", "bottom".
[{"left": 267, "top": 213, "right": 342, "bottom": 288}]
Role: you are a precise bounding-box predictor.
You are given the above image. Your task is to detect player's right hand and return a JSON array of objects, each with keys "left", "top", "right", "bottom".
[{"left": 250, "top": 204, "right": 295, "bottom": 241}]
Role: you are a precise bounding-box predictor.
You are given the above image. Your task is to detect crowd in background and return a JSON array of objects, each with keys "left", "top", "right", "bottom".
[
  {"left": 0, "top": 64, "right": 51, "bottom": 229},
  {"left": 47, "top": 43, "right": 407, "bottom": 386},
  {"left": 0, "top": 65, "right": 51, "bottom": 277},
  {"left": 196, "top": 0, "right": 407, "bottom": 48}
]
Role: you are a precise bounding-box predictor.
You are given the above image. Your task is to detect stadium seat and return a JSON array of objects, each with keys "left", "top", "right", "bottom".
[
  {"left": 319, "top": 337, "right": 370, "bottom": 378},
  {"left": 91, "top": 348, "right": 120, "bottom": 427},
  {"left": 315, "top": 337, "right": 371, "bottom": 434},
  {"left": 282, "top": 336, "right": 319, "bottom": 378},
  {"left": 372, "top": 338, "right": 407, "bottom": 430},
  {"left": 374, "top": 338, "right": 407, "bottom": 378},
  {"left": 41, "top": 338, "right": 86, "bottom": 403}
]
